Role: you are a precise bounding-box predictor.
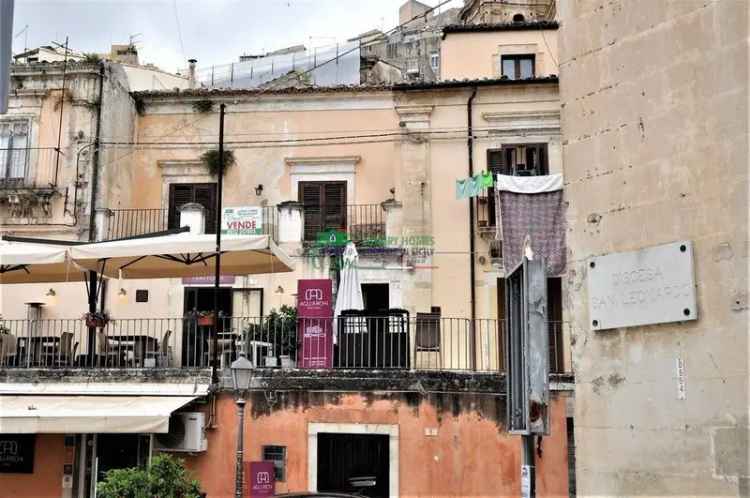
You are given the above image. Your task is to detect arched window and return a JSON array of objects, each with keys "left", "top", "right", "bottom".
[{"left": 513, "top": 13, "right": 525, "bottom": 23}]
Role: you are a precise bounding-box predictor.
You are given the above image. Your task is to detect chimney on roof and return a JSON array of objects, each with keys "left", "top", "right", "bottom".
[{"left": 188, "top": 59, "right": 197, "bottom": 89}]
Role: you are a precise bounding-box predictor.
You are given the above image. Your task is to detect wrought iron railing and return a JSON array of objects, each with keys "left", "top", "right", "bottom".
[
  {"left": 303, "top": 204, "right": 385, "bottom": 242},
  {"left": 0, "top": 316, "right": 570, "bottom": 374},
  {"left": 0, "top": 148, "right": 61, "bottom": 190},
  {"left": 101, "top": 206, "right": 279, "bottom": 241}
]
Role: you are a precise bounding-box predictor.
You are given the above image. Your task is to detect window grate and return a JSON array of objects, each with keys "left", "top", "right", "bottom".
[{"left": 262, "top": 445, "right": 286, "bottom": 482}]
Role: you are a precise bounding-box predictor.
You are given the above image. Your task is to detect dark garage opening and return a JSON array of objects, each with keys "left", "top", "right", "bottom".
[{"left": 317, "top": 433, "right": 389, "bottom": 498}]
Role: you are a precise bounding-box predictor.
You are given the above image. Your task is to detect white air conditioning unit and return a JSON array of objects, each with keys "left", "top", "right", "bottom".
[{"left": 154, "top": 412, "right": 207, "bottom": 453}]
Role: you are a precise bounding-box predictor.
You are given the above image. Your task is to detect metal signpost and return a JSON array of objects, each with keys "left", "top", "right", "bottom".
[
  {"left": 0, "top": 0, "right": 14, "bottom": 114},
  {"left": 505, "top": 256, "right": 549, "bottom": 498}
]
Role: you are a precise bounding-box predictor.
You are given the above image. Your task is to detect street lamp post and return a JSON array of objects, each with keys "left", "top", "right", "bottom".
[{"left": 230, "top": 352, "right": 253, "bottom": 498}]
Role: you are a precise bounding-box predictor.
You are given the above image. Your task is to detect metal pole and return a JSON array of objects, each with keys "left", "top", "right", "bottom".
[
  {"left": 521, "top": 434, "right": 536, "bottom": 498},
  {"left": 54, "top": 36, "right": 68, "bottom": 185},
  {"left": 0, "top": 0, "right": 15, "bottom": 114},
  {"left": 234, "top": 397, "right": 246, "bottom": 498},
  {"left": 211, "top": 103, "right": 225, "bottom": 384}
]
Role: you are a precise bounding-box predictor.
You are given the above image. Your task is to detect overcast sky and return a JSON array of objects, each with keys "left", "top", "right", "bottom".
[{"left": 12, "top": 0, "right": 463, "bottom": 73}]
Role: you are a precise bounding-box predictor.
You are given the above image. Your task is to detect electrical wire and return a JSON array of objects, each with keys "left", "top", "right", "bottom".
[{"left": 173, "top": 0, "right": 187, "bottom": 65}]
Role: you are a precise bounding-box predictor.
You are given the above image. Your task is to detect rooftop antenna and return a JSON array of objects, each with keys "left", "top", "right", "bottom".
[
  {"left": 14, "top": 24, "right": 28, "bottom": 53},
  {"left": 129, "top": 32, "right": 142, "bottom": 49}
]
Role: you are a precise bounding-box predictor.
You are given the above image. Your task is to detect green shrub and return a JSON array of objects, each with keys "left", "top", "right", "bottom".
[
  {"left": 244, "top": 305, "right": 298, "bottom": 358},
  {"left": 200, "top": 148, "right": 235, "bottom": 177},
  {"left": 97, "top": 454, "right": 202, "bottom": 498}
]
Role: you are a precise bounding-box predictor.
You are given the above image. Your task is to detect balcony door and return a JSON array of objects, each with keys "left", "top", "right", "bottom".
[
  {"left": 167, "top": 183, "right": 217, "bottom": 234},
  {"left": 299, "top": 181, "right": 346, "bottom": 241}
]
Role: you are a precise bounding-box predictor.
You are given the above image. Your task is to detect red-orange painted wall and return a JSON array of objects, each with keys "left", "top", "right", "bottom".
[
  {"left": 0, "top": 434, "right": 67, "bottom": 498},
  {"left": 182, "top": 392, "right": 570, "bottom": 498}
]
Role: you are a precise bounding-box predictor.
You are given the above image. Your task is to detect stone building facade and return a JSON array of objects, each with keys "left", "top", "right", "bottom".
[{"left": 558, "top": 0, "right": 748, "bottom": 496}]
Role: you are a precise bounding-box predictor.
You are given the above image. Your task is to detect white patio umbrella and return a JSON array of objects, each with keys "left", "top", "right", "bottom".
[
  {"left": 0, "top": 239, "right": 86, "bottom": 284},
  {"left": 334, "top": 242, "right": 364, "bottom": 317},
  {"left": 68, "top": 232, "right": 294, "bottom": 279}
]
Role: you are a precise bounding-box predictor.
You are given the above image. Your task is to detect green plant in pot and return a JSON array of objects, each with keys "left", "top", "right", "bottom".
[
  {"left": 200, "top": 148, "right": 235, "bottom": 177},
  {"left": 244, "top": 305, "right": 297, "bottom": 366}
]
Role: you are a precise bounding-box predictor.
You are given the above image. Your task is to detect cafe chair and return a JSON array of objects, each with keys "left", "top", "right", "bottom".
[
  {"left": 96, "top": 330, "right": 120, "bottom": 367},
  {"left": 0, "top": 332, "right": 17, "bottom": 367},
  {"left": 145, "top": 329, "right": 173, "bottom": 368},
  {"left": 54, "top": 332, "right": 75, "bottom": 367}
]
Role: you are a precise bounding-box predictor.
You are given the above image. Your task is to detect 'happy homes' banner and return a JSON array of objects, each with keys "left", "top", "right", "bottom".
[{"left": 297, "top": 279, "right": 333, "bottom": 368}]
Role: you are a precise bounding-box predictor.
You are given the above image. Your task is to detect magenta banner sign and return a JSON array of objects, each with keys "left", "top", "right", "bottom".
[
  {"left": 245, "top": 461, "right": 275, "bottom": 497},
  {"left": 297, "top": 279, "right": 333, "bottom": 368}
]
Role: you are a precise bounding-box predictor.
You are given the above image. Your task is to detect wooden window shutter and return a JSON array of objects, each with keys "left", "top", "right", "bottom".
[
  {"left": 323, "top": 182, "right": 346, "bottom": 232},
  {"left": 487, "top": 149, "right": 506, "bottom": 174},
  {"left": 168, "top": 183, "right": 217, "bottom": 233},
  {"left": 486, "top": 150, "right": 505, "bottom": 227},
  {"left": 299, "top": 182, "right": 323, "bottom": 241},
  {"left": 168, "top": 184, "right": 195, "bottom": 230},
  {"left": 194, "top": 184, "right": 217, "bottom": 234}
]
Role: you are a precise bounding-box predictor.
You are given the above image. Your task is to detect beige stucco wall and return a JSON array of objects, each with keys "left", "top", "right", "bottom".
[
  {"left": 559, "top": 0, "right": 748, "bottom": 495},
  {"left": 0, "top": 65, "right": 101, "bottom": 236},
  {"left": 441, "top": 29, "right": 559, "bottom": 81},
  {"left": 2, "top": 81, "right": 570, "bottom": 373}
]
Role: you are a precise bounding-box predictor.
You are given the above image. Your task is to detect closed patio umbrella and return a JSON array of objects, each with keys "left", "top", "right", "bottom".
[
  {"left": 334, "top": 242, "right": 364, "bottom": 317},
  {"left": 0, "top": 239, "right": 86, "bottom": 284},
  {"left": 333, "top": 242, "right": 364, "bottom": 345},
  {"left": 68, "top": 232, "right": 294, "bottom": 279}
]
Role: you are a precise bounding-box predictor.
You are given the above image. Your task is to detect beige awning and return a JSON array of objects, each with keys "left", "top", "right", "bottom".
[
  {"left": 0, "top": 240, "right": 87, "bottom": 284},
  {"left": 0, "top": 395, "right": 198, "bottom": 433},
  {"left": 69, "top": 233, "right": 294, "bottom": 279}
]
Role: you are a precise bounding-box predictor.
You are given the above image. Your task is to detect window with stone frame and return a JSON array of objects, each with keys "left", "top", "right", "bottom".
[
  {"left": 167, "top": 183, "right": 217, "bottom": 234},
  {"left": 501, "top": 54, "right": 535, "bottom": 80},
  {"left": 0, "top": 120, "right": 30, "bottom": 186},
  {"left": 298, "top": 181, "right": 347, "bottom": 241},
  {"left": 480, "top": 144, "right": 549, "bottom": 228}
]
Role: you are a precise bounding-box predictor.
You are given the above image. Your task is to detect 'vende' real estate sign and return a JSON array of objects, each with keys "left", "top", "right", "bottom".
[
  {"left": 222, "top": 206, "right": 263, "bottom": 235},
  {"left": 297, "top": 279, "right": 333, "bottom": 368}
]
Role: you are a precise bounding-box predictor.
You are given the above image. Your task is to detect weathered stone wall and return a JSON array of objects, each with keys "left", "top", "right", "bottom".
[{"left": 559, "top": 1, "right": 748, "bottom": 495}]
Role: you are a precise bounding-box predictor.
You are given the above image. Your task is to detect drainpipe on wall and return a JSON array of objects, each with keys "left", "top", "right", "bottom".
[
  {"left": 88, "top": 62, "right": 104, "bottom": 243},
  {"left": 85, "top": 62, "right": 105, "bottom": 363},
  {"left": 467, "top": 86, "right": 477, "bottom": 370}
]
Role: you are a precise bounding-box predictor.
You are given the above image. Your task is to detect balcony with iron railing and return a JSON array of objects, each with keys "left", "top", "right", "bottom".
[
  {"left": 0, "top": 148, "right": 62, "bottom": 190},
  {"left": 0, "top": 316, "right": 571, "bottom": 375},
  {"left": 98, "top": 206, "right": 279, "bottom": 241},
  {"left": 302, "top": 204, "right": 386, "bottom": 243}
]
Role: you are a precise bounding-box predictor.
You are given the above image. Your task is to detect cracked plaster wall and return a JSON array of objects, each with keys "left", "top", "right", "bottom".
[{"left": 559, "top": 0, "right": 749, "bottom": 496}]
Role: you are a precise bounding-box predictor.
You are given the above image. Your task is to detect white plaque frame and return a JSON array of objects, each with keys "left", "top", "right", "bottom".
[{"left": 587, "top": 241, "right": 697, "bottom": 330}]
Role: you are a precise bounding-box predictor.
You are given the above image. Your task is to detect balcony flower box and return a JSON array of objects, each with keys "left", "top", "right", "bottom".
[
  {"left": 83, "top": 312, "right": 109, "bottom": 328},
  {"left": 197, "top": 313, "right": 214, "bottom": 327}
]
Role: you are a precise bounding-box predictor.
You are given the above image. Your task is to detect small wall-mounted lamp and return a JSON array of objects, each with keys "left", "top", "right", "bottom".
[
  {"left": 255, "top": 184, "right": 264, "bottom": 196},
  {"left": 117, "top": 287, "right": 128, "bottom": 304},
  {"left": 45, "top": 288, "right": 57, "bottom": 306}
]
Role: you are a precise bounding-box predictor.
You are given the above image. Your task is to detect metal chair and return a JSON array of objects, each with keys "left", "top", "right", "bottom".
[
  {"left": 96, "top": 330, "right": 120, "bottom": 367},
  {"left": 145, "top": 330, "right": 172, "bottom": 367},
  {"left": 0, "top": 333, "right": 17, "bottom": 367},
  {"left": 54, "top": 332, "right": 75, "bottom": 367}
]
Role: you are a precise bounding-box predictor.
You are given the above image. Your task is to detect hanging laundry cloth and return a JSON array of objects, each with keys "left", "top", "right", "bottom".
[
  {"left": 480, "top": 170, "right": 494, "bottom": 188},
  {"left": 495, "top": 173, "right": 566, "bottom": 275},
  {"left": 466, "top": 175, "right": 482, "bottom": 197},
  {"left": 455, "top": 179, "right": 468, "bottom": 199}
]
